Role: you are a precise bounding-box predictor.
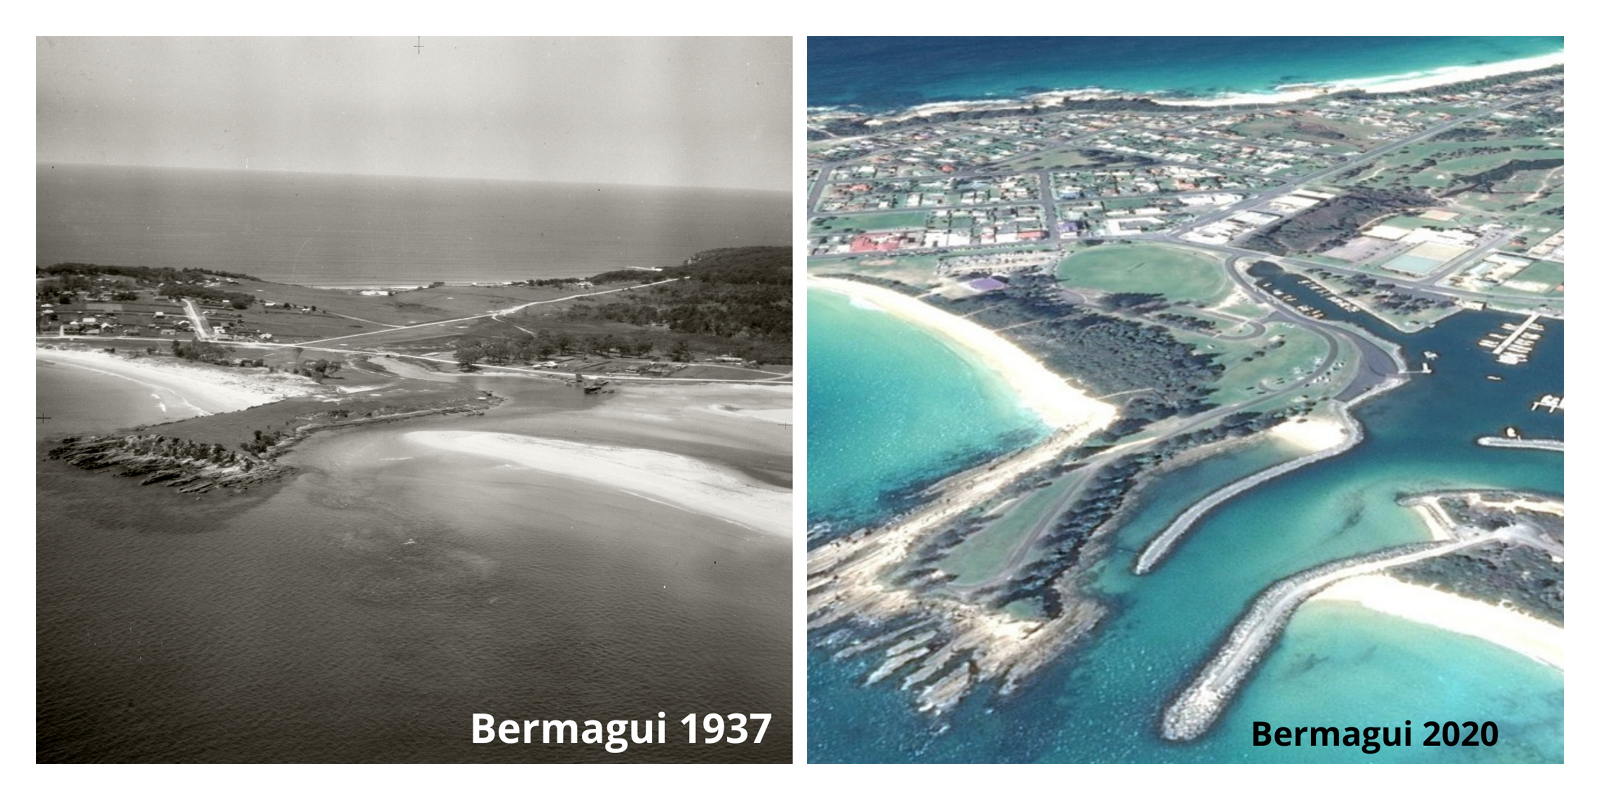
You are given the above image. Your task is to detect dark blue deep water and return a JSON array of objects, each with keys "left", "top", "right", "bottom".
[{"left": 808, "top": 37, "right": 1563, "bottom": 110}]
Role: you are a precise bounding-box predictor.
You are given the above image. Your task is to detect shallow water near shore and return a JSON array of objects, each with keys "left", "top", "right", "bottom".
[
  {"left": 806, "top": 288, "right": 1047, "bottom": 532},
  {"left": 807, "top": 295, "right": 1562, "bottom": 762},
  {"left": 38, "top": 370, "right": 791, "bottom": 762}
]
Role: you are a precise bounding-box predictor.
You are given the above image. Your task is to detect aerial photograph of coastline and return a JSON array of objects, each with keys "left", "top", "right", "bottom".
[
  {"left": 37, "top": 36, "right": 793, "bottom": 763},
  {"left": 806, "top": 36, "right": 1563, "bottom": 763}
]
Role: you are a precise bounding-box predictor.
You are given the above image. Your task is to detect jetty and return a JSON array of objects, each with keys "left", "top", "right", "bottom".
[
  {"left": 1480, "top": 313, "right": 1544, "bottom": 366},
  {"left": 1159, "top": 537, "right": 1488, "bottom": 741},
  {"left": 1477, "top": 436, "right": 1563, "bottom": 452},
  {"left": 1134, "top": 403, "right": 1361, "bottom": 575}
]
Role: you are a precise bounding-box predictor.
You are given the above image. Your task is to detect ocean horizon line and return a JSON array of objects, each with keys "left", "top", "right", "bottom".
[{"left": 807, "top": 47, "right": 1564, "bottom": 115}]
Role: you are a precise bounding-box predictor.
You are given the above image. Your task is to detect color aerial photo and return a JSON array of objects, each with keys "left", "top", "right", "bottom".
[
  {"left": 806, "top": 36, "right": 1562, "bottom": 763},
  {"left": 37, "top": 36, "right": 793, "bottom": 763}
]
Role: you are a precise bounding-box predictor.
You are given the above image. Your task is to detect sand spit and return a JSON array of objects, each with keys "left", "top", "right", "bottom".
[
  {"left": 1309, "top": 575, "right": 1563, "bottom": 670},
  {"left": 38, "top": 345, "right": 316, "bottom": 414},
  {"left": 405, "top": 431, "right": 790, "bottom": 538},
  {"left": 810, "top": 278, "right": 1116, "bottom": 431}
]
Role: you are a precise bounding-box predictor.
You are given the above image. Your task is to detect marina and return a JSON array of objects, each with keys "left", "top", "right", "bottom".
[{"left": 1479, "top": 313, "right": 1545, "bottom": 366}]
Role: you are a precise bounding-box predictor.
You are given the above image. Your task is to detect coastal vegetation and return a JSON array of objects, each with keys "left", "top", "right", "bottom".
[
  {"left": 46, "top": 370, "right": 501, "bottom": 497},
  {"left": 1237, "top": 189, "right": 1434, "bottom": 256},
  {"left": 500, "top": 245, "right": 792, "bottom": 364}
]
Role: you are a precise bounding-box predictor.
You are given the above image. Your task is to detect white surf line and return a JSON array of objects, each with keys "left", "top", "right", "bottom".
[{"left": 51, "top": 359, "right": 193, "bottom": 413}]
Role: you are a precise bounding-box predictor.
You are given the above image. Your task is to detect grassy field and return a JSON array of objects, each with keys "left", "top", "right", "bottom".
[
  {"left": 809, "top": 211, "right": 930, "bottom": 234},
  {"left": 1055, "top": 244, "right": 1230, "bottom": 305},
  {"left": 1177, "top": 321, "right": 1329, "bottom": 406},
  {"left": 941, "top": 477, "right": 1081, "bottom": 587},
  {"left": 1500, "top": 260, "right": 1565, "bottom": 295},
  {"left": 1227, "top": 115, "right": 1381, "bottom": 152},
  {"left": 1005, "top": 149, "right": 1107, "bottom": 172},
  {"left": 1343, "top": 140, "right": 1563, "bottom": 193}
]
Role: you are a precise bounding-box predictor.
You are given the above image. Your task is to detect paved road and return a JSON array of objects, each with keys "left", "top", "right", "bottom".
[
  {"left": 181, "top": 300, "right": 215, "bottom": 342},
  {"left": 945, "top": 245, "right": 1403, "bottom": 594},
  {"left": 294, "top": 278, "right": 682, "bottom": 348}
]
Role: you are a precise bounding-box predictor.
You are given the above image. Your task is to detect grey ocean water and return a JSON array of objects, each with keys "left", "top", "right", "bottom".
[
  {"left": 36, "top": 164, "right": 793, "bottom": 762},
  {"left": 37, "top": 375, "right": 792, "bottom": 763},
  {"left": 37, "top": 163, "right": 789, "bottom": 285}
]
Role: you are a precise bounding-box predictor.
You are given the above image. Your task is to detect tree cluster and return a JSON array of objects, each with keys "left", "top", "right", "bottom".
[
  {"left": 157, "top": 283, "right": 256, "bottom": 309},
  {"left": 169, "top": 339, "right": 233, "bottom": 363}
]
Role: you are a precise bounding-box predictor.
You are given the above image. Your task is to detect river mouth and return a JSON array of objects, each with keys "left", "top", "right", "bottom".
[
  {"left": 806, "top": 292, "right": 1562, "bottom": 762},
  {"left": 38, "top": 366, "right": 794, "bottom": 762}
]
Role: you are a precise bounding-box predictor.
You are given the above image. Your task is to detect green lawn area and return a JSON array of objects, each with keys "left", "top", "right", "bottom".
[
  {"left": 1372, "top": 214, "right": 1463, "bottom": 231},
  {"left": 809, "top": 211, "right": 930, "bottom": 234},
  {"left": 1056, "top": 244, "right": 1230, "bottom": 305},
  {"left": 941, "top": 477, "right": 1081, "bottom": 587},
  {"left": 1500, "top": 260, "right": 1565, "bottom": 295},
  {"left": 1006, "top": 149, "right": 1104, "bottom": 172},
  {"left": 1178, "top": 322, "right": 1329, "bottom": 406}
]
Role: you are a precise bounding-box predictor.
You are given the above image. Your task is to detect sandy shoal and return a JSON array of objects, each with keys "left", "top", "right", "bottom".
[
  {"left": 405, "top": 430, "right": 791, "bottom": 538},
  {"left": 1153, "top": 51, "right": 1563, "bottom": 107},
  {"left": 810, "top": 278, "right": 1115, "bottom": 432},
  {"left": 709, "top": 404, "right": 792, "bottom": 426},
  {"left": 38, "top": 345, "right": 315, "bottom": 414},
  {"left": 1269, "top": 417, "right": 1349, "bottom": 452},
  {"left": 1309, "top": 575, "right": 1562, "bottom": 670}
]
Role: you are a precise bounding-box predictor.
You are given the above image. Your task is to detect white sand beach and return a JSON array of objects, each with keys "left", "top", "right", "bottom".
[
  {"left": 38, "top": 345, "right": 315, "bottom": 414},
  {"left": 810, "top": 277, "right": 1116, "bottom": 432},
  {"left": 1153, "top": 51, "right": 1563, "bottom": 107},
  {"left": 1310, "top": 574, "right": 1563, "bottom": 670},
  {"left": 405, "top": 430, "right": 791, "bottom": 538},
  {"left": 1269, "top": 416, "right": 1350, "bottom": 452}
]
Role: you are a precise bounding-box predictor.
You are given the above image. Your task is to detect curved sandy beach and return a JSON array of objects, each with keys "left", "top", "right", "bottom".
[
  {"left": 1310, "top": 574, "right": 1562, "bottom": 670},
  {"left": 405, "top": 430, "right": 791, "bottom": 538},
  {"left": 1153, "top": 51, "right": 1563, "bottom": 107},
  {"left": 1269, "top": 415, "right": 1349, "bottom": 452},
  {"left": 810, "top": 278, "right": 1115, "bottom": 432},
  {"left": 37, "top": 345, "right": 315, "bottom": 415}
]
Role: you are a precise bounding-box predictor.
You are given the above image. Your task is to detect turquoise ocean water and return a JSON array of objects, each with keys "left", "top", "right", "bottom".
[
  {"left": 808, "top": 36, "right": 1563, "bottom": 110},
  {"left": 806, "top": 287, "right": 1048, "bottom": 533},
  {"left": 807, "top": 290, "right": 1563, "bottom": 762}
]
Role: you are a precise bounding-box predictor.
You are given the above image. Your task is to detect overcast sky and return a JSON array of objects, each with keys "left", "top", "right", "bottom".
[{"left": 37, "top": 36, "right": 791, "bottom": 192}]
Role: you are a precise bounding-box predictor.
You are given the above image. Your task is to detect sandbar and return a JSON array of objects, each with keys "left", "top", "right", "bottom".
[
  {"left": 810, "top": 278, "right": 1115, "bottom": 432},
  {"left": 405, "top": 430, "right": 790, "bottom": 538},
  {"left": 710, "top": 404, "right": 792, "bottom": 426},
  {"left": 1309, "top": 574, "right": 1562, "bottom": 670},
  {"left": 38, "top": 345, "right": 315, "bottom": 415}
]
